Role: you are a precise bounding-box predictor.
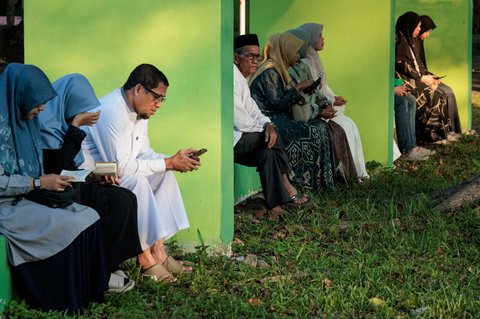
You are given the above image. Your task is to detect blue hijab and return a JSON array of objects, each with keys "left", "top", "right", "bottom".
[
  {"left": 0, "top": 63, "right": 56, "bottom": 177},
  {"left": 286, "top": 29, "right": 311, "bottom": 58},
  {"left": 297, "top": 23, "right": 324, "bottom": 50},
  {"left": 39, "top": 74, "right": 100, "bottom": 167}
]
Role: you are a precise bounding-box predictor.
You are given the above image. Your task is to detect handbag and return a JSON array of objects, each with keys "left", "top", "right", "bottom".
[
  {"left": 291, "top": 95, "right": 312, "bottom": 123},
  {"left": 25, "top": 186, "right": 78, "bottom": 208}
]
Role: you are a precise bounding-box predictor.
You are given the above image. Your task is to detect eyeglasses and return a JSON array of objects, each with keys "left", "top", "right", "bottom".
[
  {"left": 237, "top": 51, "right": 263, "bottom": 62},
  {"left": 143, "top": 86, "right": 166, "bottom": 103}
]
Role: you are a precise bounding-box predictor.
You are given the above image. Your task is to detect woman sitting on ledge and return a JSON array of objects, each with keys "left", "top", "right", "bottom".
[
  {"left": 249, "top": 33, "right": 335, "bottom": 191},
  {"left": 0, "top": 63, "right": 108, "bottom": 313}
]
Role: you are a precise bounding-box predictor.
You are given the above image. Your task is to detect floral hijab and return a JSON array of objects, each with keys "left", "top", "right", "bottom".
[
  {"left": 250, "top": 32, "right": 303, "bottom": 89},
  {"left": 0, "top": 63, "right": 56, "bottom": 177},
  {"left": 39, "top": 73, "right": 100, "bottom": 167}
]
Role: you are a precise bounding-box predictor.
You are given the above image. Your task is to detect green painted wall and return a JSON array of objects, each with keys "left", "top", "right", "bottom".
[
  {"left": 0, "top": 236, "right": 12, "bottom": 313},
  {"left": 25, "top": 0, "right": 234, "bottom": 248},
  {"left": 250, "top": 0, "right": 396, "bottom": 165},
  {"left": 395, "top": 0, "right": 472, "bottom": 129},
  {"left": 234, "top": 164, "right": 261, "bottom": 203}
]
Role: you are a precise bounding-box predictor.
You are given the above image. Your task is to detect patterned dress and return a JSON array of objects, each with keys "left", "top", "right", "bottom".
[
  {"left": 250, "top": 67, "right": 334, "bottom": 191},
  {"left": 396, "top": 33, "right": 450, "bottom": 143}
]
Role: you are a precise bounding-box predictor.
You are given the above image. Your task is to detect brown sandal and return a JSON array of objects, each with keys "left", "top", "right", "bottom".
[
  {"left": 142, "top": 263, "right": 176, "bottom": 283},
  {"left": 162, "top": 255, "right": 192, "bottom": 274}
]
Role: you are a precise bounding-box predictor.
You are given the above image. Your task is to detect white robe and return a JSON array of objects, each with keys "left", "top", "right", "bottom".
[
  {"left": 302, "top": 48, "right": 369, "bottom": 178},
  {"left": 303, "top": 48, "right": 400, "bottom": 168},
  {"left": 233, "top": 64, "right": 271, "bottom": 146},
  {"left": 80, "top": 88, "right": 189, "bottom": 250}
]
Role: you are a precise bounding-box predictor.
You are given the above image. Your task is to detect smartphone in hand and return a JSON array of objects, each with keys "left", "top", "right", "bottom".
[
  {"left": 302, "top": 77, "right": 322, "bottom": 95},
  {"left": 189, "top": 148, "right": 207, "bottom": 158}
]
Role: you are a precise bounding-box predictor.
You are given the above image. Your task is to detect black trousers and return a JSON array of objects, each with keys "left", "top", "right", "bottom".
[{"left": 234, "top": 131, "right": 292, "bottom": 209}]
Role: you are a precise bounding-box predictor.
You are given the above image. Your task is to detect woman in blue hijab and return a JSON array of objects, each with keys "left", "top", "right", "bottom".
[
  {"left": 0, "top": 63, "right": 108, "bottom": 313},
  {"left": 39, "top": 74, "right": 142, "bottom": 290}
]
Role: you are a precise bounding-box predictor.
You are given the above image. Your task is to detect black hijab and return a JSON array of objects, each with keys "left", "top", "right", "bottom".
[
  {"left": 418, "top": 15, "right": 437, "bottom": 69},
  {"left": 395, "top": 11, "right": 421, "bottom": 47},
  {"left": 395, "top": 11, "right": 427, "bottom": 75},
  {"left": 419, "top": 15, "right": 437, "bottom": 36}
]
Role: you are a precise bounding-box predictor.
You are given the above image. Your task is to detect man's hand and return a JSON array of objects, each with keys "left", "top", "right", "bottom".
[
  {"left": 40, "top": 174, "right": 74, "bottom": 192},
  {"left": 165, "top": 148, "right": 201, "bottom": 173},
  {"left": 71, "top": 111, "right": 100, "bottom": 127},
  {"left": 264, "top": 123, "right": 277, "bottom": 149},
  {"left": 333, "top": 96, "right": 346, "bottom": 106}
]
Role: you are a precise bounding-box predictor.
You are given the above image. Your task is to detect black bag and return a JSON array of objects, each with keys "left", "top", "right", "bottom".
[{"left": 25, "top": 186, "right": 78, "bottom": 208}]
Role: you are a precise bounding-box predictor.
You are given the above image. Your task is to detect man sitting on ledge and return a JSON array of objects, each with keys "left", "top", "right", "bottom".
[{"left": 233, "top": 34, "right": 309, "bottom": 218}]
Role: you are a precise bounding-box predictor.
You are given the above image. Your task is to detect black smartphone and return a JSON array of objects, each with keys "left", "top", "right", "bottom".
[
  {"left": 302, "top": 77, "right": 322, "bottom": 95},
  {"left": 189, "top": 148, "right": 207, "bottom": 158}
]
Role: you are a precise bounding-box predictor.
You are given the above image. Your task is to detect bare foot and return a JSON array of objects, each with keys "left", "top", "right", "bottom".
[
  {"left": 150, "top": 240, "right": 168, "bottom": 265},
  {"left": 268, "top": 206, "right": 286, "bottom": 219},
  {"left": 253, "top": 207, "right": 267, "bottom": 218},
  {"left": 137, "top": 250, "right": 158, "bottom": 270}
]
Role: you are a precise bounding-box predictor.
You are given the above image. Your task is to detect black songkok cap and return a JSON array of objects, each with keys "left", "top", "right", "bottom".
[{"left": 234, "top": 34, "right": 259, "bottom": 50}]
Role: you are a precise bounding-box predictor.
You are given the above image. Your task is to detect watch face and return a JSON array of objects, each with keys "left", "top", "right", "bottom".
[{"left": 34, "top": 179, "right": 41, "bottom": 188}]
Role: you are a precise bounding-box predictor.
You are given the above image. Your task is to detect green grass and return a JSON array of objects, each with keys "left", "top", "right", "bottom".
[{"left": 4, "top": 95, "right": 480, "bottom": 318}]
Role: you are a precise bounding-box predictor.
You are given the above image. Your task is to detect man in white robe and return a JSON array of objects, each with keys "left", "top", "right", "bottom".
[
  {"left": 81, "top": 64, "right": 200, "bottom": 281},
  {"left": 234, "top": 34, "right": 309, "bottom": 217}
]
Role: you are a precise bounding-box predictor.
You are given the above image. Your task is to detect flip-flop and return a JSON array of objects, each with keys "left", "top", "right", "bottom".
[
  {"left": 108, "top": 272, "right": 135, "bottom": 293},
  {"left": 290, "top": 192, "right": 310, "bottom": 206},
  {"left": 162, "top": 255, "right": 193, "bottom": 274},
  {"left": 142, "top": 263, "right": 177, "bottom": 283}
]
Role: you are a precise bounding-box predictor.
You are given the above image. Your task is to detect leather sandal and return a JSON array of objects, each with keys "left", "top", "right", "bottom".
[
  {"left": 142, "top": 263, "right": 177, "bottom": 283},
  {"left": 290, "top": 192, "right": 310, "bottom": 206},
  {"left": 162, "top": 255, "right": 192, "bottom": 274}
]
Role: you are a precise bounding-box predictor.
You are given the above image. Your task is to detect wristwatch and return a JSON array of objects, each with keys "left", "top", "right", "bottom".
[{"left": 33, "top": 178, "right": 41, "bottom": 190}]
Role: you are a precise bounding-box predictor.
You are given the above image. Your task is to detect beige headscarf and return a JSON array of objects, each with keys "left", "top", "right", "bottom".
[{"left": 249, "top": 32, "right": 304, "bottom": 89}]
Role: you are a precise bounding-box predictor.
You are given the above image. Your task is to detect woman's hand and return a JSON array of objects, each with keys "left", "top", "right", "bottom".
[
  {"left": 71, "top": 111, "right": 100, "bottom": 127},
  {"left": 40, "top": 174, "right": 74, "bottom": 192},
  {"left": 97, "top": 175, "right": 120, "bottom": 186},
  {"left": 420, "top": 74, "right": 435, "bottom": 86},
  {"left": 294, "top": 80, "right": 313, "bottom": 92},
  {"left": 333, "top": 96, "right": 346, "bottom": 106},
  {"left": 320, "top": 106, "right": 337, "bottom": 119}
]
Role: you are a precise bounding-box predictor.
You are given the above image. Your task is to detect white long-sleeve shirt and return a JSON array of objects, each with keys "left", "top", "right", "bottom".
[
  {"left": 233, "top": 64, "right": 271, "bottom": 145},
  {"left": 81, "top": 88, "right": 167, "bottom": 178}
]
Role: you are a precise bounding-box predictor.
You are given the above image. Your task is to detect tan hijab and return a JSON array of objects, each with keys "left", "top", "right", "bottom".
[{"left": 250, "top": 32, "right": 304, "bottom": 89}]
